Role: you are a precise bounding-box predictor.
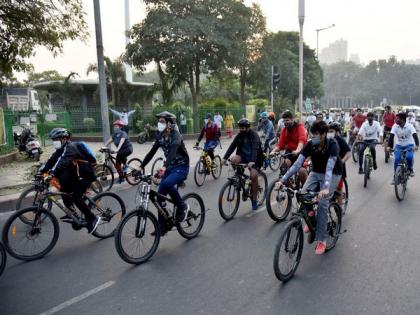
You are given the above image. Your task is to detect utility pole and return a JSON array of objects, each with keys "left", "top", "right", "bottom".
[
  {"left": 93, "top": 0, "right": 110, "bottom": 142},
  {"left": 124, "top": 0, "right": 133, "bottom": 82},
  {"left": 316, "top": 24, "right": 335, "bottom": 58},
  {"left": 298, "top": 0, "right": 305, "bottom": 115},
  {"left": 271, "top": 65, "right": 274, "bottom": 112}
]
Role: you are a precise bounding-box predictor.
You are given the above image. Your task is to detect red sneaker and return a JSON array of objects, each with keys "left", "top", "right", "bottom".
[
  {"left": 315, "top": 241, "right": 327, "bottom": 255},
  {"left": 303, "top": 225, "right": 310, "bottom": 233}
]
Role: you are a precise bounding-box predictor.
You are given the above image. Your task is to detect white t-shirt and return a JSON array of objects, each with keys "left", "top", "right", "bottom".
[
  {"left": 306, "top": 115, "right": 316, "bottom": 126},
  {"left": 277, "top": 118, "right": 284, "bottom": 129},
  {"left": 358, "top": 121, "right": 383, "bottom": 140},
  {"left": 214, "top": 114, "right": 223, "bottom": 129},
  {"left": 324, "top": 117, "right": 332, "bottom": 124},
  {"left": 180, "top": 114, "right": 187, "bottom": 125},
  {"left": 391, "top": 122, "right": 417, "bottom": 146}
]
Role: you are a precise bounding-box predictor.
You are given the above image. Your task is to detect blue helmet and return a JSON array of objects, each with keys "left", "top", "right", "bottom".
[{"left": 260, "top": 111, "right": 268, "bottom": 119}]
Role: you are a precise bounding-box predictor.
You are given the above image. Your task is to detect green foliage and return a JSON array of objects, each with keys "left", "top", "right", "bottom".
[
  {"left": 247, "top": 98, "right": 269, "bottom": 108},
  {"left": 199, "top": 98, "right": 240, "bottom": 109},
  {"left": 83, "top": 117, "right": 96, "bottom": 129},
  {"left": 0, "top": 145, "right": 16, "bottom": 156},
  {"left": 0, "top": 0, "right": 88, "bottom": 83},
  {"left": 136, "top": 115, "right": 156, "bottom": 131}
]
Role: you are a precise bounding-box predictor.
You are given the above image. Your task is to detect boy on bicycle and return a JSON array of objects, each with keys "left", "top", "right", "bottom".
[
  {"left": 195, "top": 113, "right": 220, "bottom": 164},
  {"left": 357, "top": 112, "right": 383, "bottom": 174},
  {"left": 104, "top": 120, "right": 133, "bottom": 183},
  {"left": 258, "top": 112, "right": 276, "bottom": 168}
]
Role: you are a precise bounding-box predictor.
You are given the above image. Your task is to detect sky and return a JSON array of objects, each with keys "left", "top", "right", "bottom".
[{"left": 22, "top": 0, "right": 420, "bottom": 80}]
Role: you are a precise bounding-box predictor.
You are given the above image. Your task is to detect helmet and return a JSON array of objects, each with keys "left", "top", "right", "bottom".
[
  {"left": 113, "top": 120, "right": 124, "bottom": 127},
  {"left": 237, "top": 118, "right": 251, "bottom": 127},
  {"left": 282, "top": 110, "right": 293, "bottom": 119},
  {"left": 49, "top": 128, "right": 70, "bottom": 139},
  {"left": 156, "top": 111, "right": 176, "bottom": 123},
  {"left": 268, "top": 111, "right": 276, "bottom": 119},
  {"left": 328, "top": 122, "right": 342, "bottom": 132},
  {"left": 260, "top": 111, "right": 268, "bottom": 119}
]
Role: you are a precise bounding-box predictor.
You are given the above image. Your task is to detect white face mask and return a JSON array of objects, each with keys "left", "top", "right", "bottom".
[
  {"left": 157, "top": 122, "right": 166, "bottom": 132},
  {"left": 326, "top": 132, "right": 335, "bottom": 139},
  {"left": 53, "top": 140, "right": 62, "bottom": 149}
]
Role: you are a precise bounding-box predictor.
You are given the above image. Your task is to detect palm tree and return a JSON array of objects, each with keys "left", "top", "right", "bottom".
[{"left": 50, "top": 72, "right": 82, "bottom": 111}]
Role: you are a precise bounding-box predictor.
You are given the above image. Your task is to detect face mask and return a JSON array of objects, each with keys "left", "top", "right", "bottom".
[
  {"left": 53, "top": 140, "right": 62, "bottom": 149},
  {"left": 113, "top": 127, "right": 120, "bottom": 132},
  {"left": 368, "top": 118, "right": 373, "bottom": 123},
  {"left": 327, "top": 132, "right": 335, "bottom": 139},
  {"left": 157, "top": 122, "right": 166, "bottom": 132},
  {"left": 312, "top": 136, "right": 321, "bottom": 146}
]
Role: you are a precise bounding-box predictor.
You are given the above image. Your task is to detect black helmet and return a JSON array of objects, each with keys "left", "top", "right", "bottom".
[
  {"left": 282, "top": 110, "right": 293, "bottom": 119},
  {"left": 237, "top": 118, "right": 251, "bottom": 127},
  {"left": 328, "top": 122, "right": 342, "bottom": 132},
  {"left": 49, "top": 128, "right": 71, "bottom": 139},
  {"left": 156, "top": 111, "right": 176, "bottom": 123}
]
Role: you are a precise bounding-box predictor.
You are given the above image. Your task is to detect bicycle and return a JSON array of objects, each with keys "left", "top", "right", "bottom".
[
  {"left": 393, "top": 148, "right": 412, "bottom": 201},
  {"left": 273, "top": 188, "right": 342, "bottom": 282},
  {"left": 2, "top": 177, "right": 126, "bottom": 261},
  {"left": 384, "top": 131, "right": 391, "bottom": 163},
  {"left": 95, "top": 147, "right": 143, "bottom": 191},
  {"left": 218, "top": 161, "right": 268, "bottom": 221},
  {"left": 114, "top": 173, "right": 205, "bottom": 264},
  {"left": 262, "top": 150, "right": 281, "bottom": 172},
  {"left": 0, "top": 241, "right": 6, "bottom": 277},
  {"left": 193, "top": 146, "right": 222, "bottom": 187},
  {"left": 359, "top": 140, "right": 380, "bottom": 188}
]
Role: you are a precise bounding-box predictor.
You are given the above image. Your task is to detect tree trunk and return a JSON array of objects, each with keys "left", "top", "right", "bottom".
[
  {"left": 240, "top": 68, "right": 246, "bottom": 107},
  {"left": 187, "top": 66, "right": 197, "bottom": 133}
]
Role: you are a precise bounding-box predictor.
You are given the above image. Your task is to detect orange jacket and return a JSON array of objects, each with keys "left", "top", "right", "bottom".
[{"left": 277, "top": 123, "right": 307, "bottom": 151}]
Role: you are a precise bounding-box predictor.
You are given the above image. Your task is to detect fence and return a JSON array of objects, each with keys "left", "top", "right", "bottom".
[{"left": 0, "top": 109, "right": 15, "bottom": 155}]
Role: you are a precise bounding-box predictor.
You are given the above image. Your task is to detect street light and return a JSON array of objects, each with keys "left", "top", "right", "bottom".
[
  {"left": 298, "top": 0, "right": 305, "bottom": 115},
  {"left": 316, "top": 24, "right": 335, "bottom": 58}
]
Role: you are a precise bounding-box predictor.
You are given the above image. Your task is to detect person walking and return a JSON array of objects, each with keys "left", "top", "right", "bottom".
[
  {"left": 179, "top": 111, "right": 187, "bottom": 134},
  {"left": 224, "top": 112, "right": 234, "bottom": 138}
]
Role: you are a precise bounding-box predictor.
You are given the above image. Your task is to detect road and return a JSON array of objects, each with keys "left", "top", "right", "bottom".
[{"left": 1, "top": 148, "right": 420, "bottom": 315}]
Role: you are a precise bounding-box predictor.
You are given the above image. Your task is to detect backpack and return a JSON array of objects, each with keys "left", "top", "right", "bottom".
[{"left": 75, "top": 141, "right": 96, "bottom": 164}]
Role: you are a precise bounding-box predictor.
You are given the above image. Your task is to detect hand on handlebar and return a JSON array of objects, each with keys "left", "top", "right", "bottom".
[{"left": 318, "top": 188, "right": 329, "bottom": 199}]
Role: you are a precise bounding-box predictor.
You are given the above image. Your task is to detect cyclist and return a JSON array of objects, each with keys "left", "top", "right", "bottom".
[
  {"left": 258, "top": 112, "right": 276, "bottom": 164},
  {"left": 41, "top": 128, "right": 100, "bottom": 233},
  {"left": 323, "top": 112, "right": 332, "bottom": 124},
  {"left": 140, "top": 111, "right": 190, "bottom": 236},
  {"left": 271, "top": 110, "right": 308, "bottom": 184},
  {"left": 407, "top": 112, "right": 418, "bottom": 129},
  {"left": 356, "top": 111, "right": 383, "bottom": 173},
  {"left": 387, "top": 112, "right": 419, "bottom": 180},
  {"left": 104, "top": 120, "right": 133, "bottom": 183},
  {"left": 277, "top": 121, "right": 343, "bottom": 255},
  {"left": 382, "top": 105, "right": 396, "bottom": 134},
  {"left": 315, "top": 112, "right": 324, "bottom": 123},
  {"left": 222, "top": 118, "right": 262, "bottom": 210},
  {"left": 328, "top": 122, "right": 351, "bottom": 205},
  {"left": 196, "top": 113, "right": 220, "bottom": 164},
  {"left": 306, "top": 111, "right": 316, "bottom": 128}
]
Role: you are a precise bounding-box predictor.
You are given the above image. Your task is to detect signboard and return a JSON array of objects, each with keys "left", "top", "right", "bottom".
[
  {"left": 20, "top": 117, "right": 30, "bottom": 126},
  {"left": 305, "top": 98, "right": 312, "bottom": 112},
  {"left": 245, "top": 105, "right": 256, "bottom": 123}
]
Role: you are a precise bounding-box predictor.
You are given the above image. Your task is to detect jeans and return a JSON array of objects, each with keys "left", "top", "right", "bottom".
[
  {"left": 394, "top": 144, "right": 414, "bottom": 172},
  {"left": 158, "top": 165, "right": 189, "bottom": 229},
  {"left": 358, "top": 140, "right": 377, "bottom": 169},
  {"left": 204, "top": 140, "right": 218, "bottom": 160},
  {"left": 301, "top": 172, "right": 342, "bottom": 242}
]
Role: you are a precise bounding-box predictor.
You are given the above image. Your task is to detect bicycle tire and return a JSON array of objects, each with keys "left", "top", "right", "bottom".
[
  {"left": 352, "top": 143, "right": 359, "bottom": 163},
  {"left": 363, "top": 157, "right": 368, "bottom": 188},
  {"left": 194, "top": 159, "right": 206, "bottom": 187},
  {"left": 176, "top": 193, "right": 205, "bottom": 239},
  {"left": 0, "top": 242, "right": 6, "bottom": 277},
  {"left": 126, "top": 158, "right": 143, "bottom": 186},
  {"left": 266, "top": 180, "right": 292, "bottom": 222},
  {"left": 2, "top": 207, "right": 60, "bottom": 261},
  {"left": 326, "top": 202, "right": 342, "bottom": 251},
  {"left": 15, "top": 185, "right": 53, "bottom": 224},
  {"left": 91, "top": 192, "right": 127, "bottom": 239},
  {"left": 114, "top": 210, "right": 160, "bottom": 264},
  {"left": 273, "top": 219, "right": 304, "bottom": 282},
  {"left": 342, "top": 178, "right": 349, "bottom": 215},
  {"left": 269, "top": 155, "right": 281, "bottom": 172},
  {"left": 218, "top": 181, "right": 240, "bottom": 221},
  {"left": 151, "top": 157, "right": 164, "bottom": 177},
  {"left": 394, "top": 165, "right": 406, "bottom": 201},
  {"left": 256, "top": 170, "right": 268, "bottom": 206},
  {"left": 211, "top": 156, "right": 222, "bottom": 179},
  {"left": 95, "top": 164, "right": 114, "bottom": 191}
]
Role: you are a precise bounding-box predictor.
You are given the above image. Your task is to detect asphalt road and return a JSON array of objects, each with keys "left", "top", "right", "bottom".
[{"left": 1, "top": 149, "right": 420, "bottom": 315}]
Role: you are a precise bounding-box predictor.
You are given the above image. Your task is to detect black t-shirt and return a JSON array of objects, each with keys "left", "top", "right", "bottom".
[
  {"left": 335, "top": 136, "right": 350, "bottom": 178},
  {"left": 301, "top": 138, "right": 343, "bottom": 175}
]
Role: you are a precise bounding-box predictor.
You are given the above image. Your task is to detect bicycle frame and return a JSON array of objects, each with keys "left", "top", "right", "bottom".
[{"left": 227, "top": 165, "right": 252, "bottom": 199}]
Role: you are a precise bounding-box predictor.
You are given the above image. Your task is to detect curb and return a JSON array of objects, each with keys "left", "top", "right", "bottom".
[{"left": 0, "top": 150, "right": 18, "bottom": 166}]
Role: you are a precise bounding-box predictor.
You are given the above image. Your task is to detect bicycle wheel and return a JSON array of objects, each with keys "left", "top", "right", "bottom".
[
  {"left": 194, "top": 159, "right": 207, "bottom": 187},
  {"left": 325, "top": 202, "right": 342, "bottom": 251},
  {"left": 176, "top": 193, "right": 205, "bottom": 239},
  {"left": 351, "top": 143, "right": 359, "bottom": 163},
  {"left": 211, "top": 156, "right": 222, "bottom": 179},
  {"left": 0, "top": 242, "right": 6, "bottom": 277},
  {"left": 91, "top": 192, "right": 127, "bottom": 239},
  {"left": 273, "top": 219, "right": 304, "bottom": 282},
  {"left": 342, "top": 178, "right": 349, "bottom": 215},
  {"left": 269, "top": 155, "right": 280, "bottom": 172},
  {"left": 15, "top": 185, "right": 53, "bottom": 224},
  {"left": 266, "top": 181, "right": 292, "bottom": 222},
  {"left": 88, "top": 179, "right": 103, "bottom": 194},
  {"left": 126, "top": 158, "right": 143, "bottom": 185},
  {"left": 385, "top": 148, "right": 390, "bottom": 163},
  {"left": 394, "top": 165, "right": 406, "bottom": 201},
  {"left": 95, "top": 164, "right": 114, "bottom": 191},
  {"left": 114, "top": 210, "right": 160, "bottom": 264},
  {"left": 256, "top": 170, "right": 268, "bottom": 206},
  {"left": 363, "top": 157, "right": 369, "bottom": 188},
  {"left": 151, "top": 157, "right": 164, "bottom": 177},
  {"left": 218, "top": 181, "right": 240, "bottom": 221},
  {"left": 2, "top": 207, "right": 59, "bottom": 261}
]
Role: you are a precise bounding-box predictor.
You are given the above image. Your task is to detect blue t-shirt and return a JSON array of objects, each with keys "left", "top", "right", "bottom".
[{"left": 112, "top": 130, "right": 132, "bottom": 152}]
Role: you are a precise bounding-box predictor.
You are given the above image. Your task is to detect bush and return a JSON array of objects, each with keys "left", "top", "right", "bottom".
[
  {"left": 199, "top": 97, "right": 240, "bottom": 109},
  {"left": 247, "top": 98, "right": 269, "bottom": 109},
  {"left": 0, "top": 145, "right": 16, "bottom": 156},
  {"left": 136, "top": 115, "right": 156, "bottom": 131},
  {"left": 83, "top": 117, "right": 96, "bottom": 130}
]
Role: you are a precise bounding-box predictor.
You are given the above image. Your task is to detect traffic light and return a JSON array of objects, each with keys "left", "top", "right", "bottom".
[{"left": 272, "top": 66, "right": 280, "bottom": 91}]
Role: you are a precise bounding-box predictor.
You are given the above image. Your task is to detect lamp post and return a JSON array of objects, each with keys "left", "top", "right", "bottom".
[
  {"left": 298, "top": 0, "right": 304, "bottom": 115},
  {"left": 316, "top": 24, "right": 335, "bottom": 58}
]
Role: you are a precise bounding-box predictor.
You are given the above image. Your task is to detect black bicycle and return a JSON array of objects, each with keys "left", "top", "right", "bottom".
[
  {"left": 393, "top": 148, "right": 412, "bottom": 201},
  {"left": 359, "top": 140, "right": 380, "bottom": 188},
  {"left": 218, "top": 161, "right": 268, "bottom": 221},
  {"left": 0, "top": 242, "right": 6, "bottom": 277},
  {"left": 273, "top": 188, "right": 342, "bottom": 282},
  {"left": 95, "top": 147, "right": 142, "bottom": 191},
  {"left": 115, "top": 173, "right": 205, "bottom": 264},
  {"left": 2, "top": 178, "right": 126, "bottom": 261}
]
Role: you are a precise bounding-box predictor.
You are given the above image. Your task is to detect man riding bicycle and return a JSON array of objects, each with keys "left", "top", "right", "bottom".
[
  {"left": 196, "top": 113, "right": 220, "bottom": 164},
  {"left": 41, "top": 128, "right": 100, "bottom": 233},
  {"left": 350, "top": 108, "right": 366, "bottom": 144},
  {"left": 222, "top": 118, "right": 262, "bottom": 211},
  {"left": 141, "top": 111, "right": 190, "bottom": 236},
  {"left": 357, "top": 111, "right": 383, "bottom": 174},
  {"left": 387, "top": 112, "right": 419, "bottom": 181},
  {"left": 382, "top": 105, "right": 396, "bottom": 134},
  {"left": 258, "top": 111, "right": 276, "bottom": 167},
  {"left": 276, "top": 121, "right": 343, "bottom": 255},
  {"left": 271, "top": 110, "right": 308, "bottom": 184}
]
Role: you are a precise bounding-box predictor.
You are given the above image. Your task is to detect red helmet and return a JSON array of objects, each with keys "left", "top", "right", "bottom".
[
  {"left": 268, "top": 111, "right": 276, "bottom": 119},
  {"left": 113, "top": 120, "right": 124, "bottom": 127}
]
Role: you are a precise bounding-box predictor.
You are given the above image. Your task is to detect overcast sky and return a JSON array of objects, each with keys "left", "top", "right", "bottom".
[{"left": 24, "top": 0, "right": 420, "bottom": 80}]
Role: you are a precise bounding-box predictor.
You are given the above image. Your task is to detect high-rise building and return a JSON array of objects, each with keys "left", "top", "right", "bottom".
[
  {"left": 349, "top": 53, "right": 360, "bottom": 64},
  {"left": 319, "top": 38, "right": 348, "bottom": 65}
]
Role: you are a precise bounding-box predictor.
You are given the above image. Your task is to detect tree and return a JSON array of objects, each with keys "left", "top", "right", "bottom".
[
  {"left": 26, "top": 70, "right": 64, "bottom": 84},
  {"left": 0, "top": 0, "right": 88, "bottom": 83}
]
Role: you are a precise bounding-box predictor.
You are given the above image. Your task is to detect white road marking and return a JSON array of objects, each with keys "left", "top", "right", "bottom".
[{"left": 38, "top": 281, "right": 115, "bottom": 315}]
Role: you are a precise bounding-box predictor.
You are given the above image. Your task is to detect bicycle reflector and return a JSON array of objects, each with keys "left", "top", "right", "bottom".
[{"left": 12, "top": 225, "right": 17, "bottom": 237}]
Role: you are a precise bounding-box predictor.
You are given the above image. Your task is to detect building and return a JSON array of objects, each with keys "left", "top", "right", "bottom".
[
  {"left": 349, "top": 53, "right": 361, "bottom": 64},
  {"left": 319, "top": 38, "right": 348, "bottom": 65}
]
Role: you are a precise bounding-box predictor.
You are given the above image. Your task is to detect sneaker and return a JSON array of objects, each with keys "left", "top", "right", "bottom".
[
  {"left": 123, "top": 165, "right": 128, "bottom": 174},
  {"left": 251, "top": 200, "right": 259, "bottom": 211},
  {"left": 118, "top": 177, "right": 125, "bottom": 184},
  {"left": 409, "top": 169, "right": 415, "bottom": 177},
  {"left": 373, "top": 161, "right": 377, "bottom": 170},
  {"left": 315, "top": 241, "right": 327, "bottom": 255},
  {"left": 303, "top": 225, "right": 310, "bottom": 233},
  {"left": 358, "top": 168, "right": 363, "bottom": 174},
  {"left": 87, "top": 216, "right": 101, "bottom": 234}
]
